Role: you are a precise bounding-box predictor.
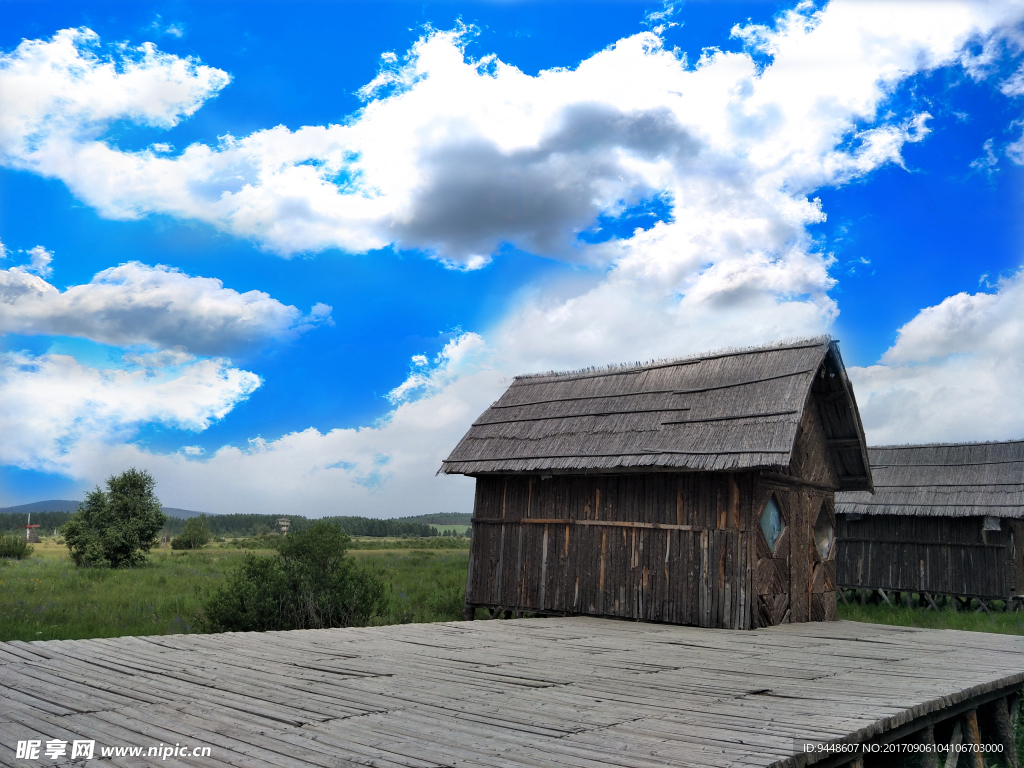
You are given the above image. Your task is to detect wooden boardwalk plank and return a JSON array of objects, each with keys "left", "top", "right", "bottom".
[{"left": 2, "top": 618, "right": 1023, "bottom": 768}]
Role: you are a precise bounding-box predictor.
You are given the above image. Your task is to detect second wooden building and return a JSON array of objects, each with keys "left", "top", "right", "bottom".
[{"left": 836, "top": 439, "right": 1024, "bottom": 609}]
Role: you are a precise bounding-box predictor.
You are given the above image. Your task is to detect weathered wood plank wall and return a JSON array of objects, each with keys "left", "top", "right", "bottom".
[
  {"left": 467, "top": 471, "right": 839, "bottom": 629},
  {"left": 836, "top": 515, "right": 1023, "bottom": 601},
  {"left": 468, "top": 473, "right": 753, "bottom": 628}
]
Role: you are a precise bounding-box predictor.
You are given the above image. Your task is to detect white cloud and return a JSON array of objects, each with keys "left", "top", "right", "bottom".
[
  {"left": 31, "top": 335, "right": 497, "bottom": 516},
  {"left": 387, "top": 332, "right": 488, "bottom": 403},
  {"left": 4, "top": 2, "right": 1024, "bottom": 513},
  {"left": 1001, "top": 61, "right": 1024, "bottom": 163},
  {"left": 0, "top": 351, "right": 260, "bottom": 473},
  {"left": 1008, "top": 131, "right": 1024, "bottom": 164},
  {"left": 850, "top": 269, "right": 1024, "bottom": 444},
  {"left": 0, "top": 27, "right": 227, "bottom": 156},
  {"left": 24, "top": 245, "right": 53, "bottom": 277},
  {"left": 1001, "top": 61, "right": 1024, "bottom": 97},
  {"left": 0, "top": 257, "right": 326, "bottom": 481},
  {"left": 3, "top": 4, "right": 1023, "bottom": 265},
  {"left": 148, "top": 16, "right": 186, "bottom": 39},
  {"left": 0, "top": 260, "right": 331, "bottom": 354},
  {"left": 970, "top": 137, "right": 1000, "bottom": 177}
]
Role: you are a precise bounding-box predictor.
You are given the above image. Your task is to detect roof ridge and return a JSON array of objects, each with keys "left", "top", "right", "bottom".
[
  {"left": 513, "top": 336, "right": 832, "bottom": 383},
  {"left": 870, "top": 438, "right": 1024, "bottom": 450}
]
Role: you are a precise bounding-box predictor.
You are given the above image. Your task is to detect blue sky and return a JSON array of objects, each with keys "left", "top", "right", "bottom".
[{"left": 0, "top": 0, "right": 1022, "bottom": 515}]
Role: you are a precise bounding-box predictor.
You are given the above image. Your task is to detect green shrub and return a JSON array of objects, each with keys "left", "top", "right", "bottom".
[
  {"left": 202, "top": 521, "right": 387, "bottom": 632},
  {"left": 171, "top": 514, "right": 212, "bottom": 550},
  {"left": 0, "top": 533, "right": 32, "bottom": 560},
  {"left": 62, "top": 468, "right": 167, "bottom": 568}
]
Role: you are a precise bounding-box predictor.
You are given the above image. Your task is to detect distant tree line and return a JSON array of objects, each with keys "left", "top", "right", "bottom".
[
  {"left": 0, "top": 511, "right": 75, "bottom": 535},
  {"left": 1, "top": 510, "right": 460, "bottom": 538},
  {"left": 395, "top": 513, "right": 473, "bottom": 526}
]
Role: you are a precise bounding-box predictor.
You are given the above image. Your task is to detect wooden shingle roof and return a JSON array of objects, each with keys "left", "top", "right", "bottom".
[
  {"left": 441, "top": 337, "right": 871, "bottom": 489},
  {"left": 837, "top": 440, "right": 1024, "bottom": 518}
]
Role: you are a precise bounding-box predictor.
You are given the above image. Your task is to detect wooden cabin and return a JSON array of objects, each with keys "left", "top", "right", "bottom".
[
  {"left": 441, "top": 338, "right": 872, "bottom": 629},
  {"left": 836, "top": 440, "right": 1024, "bottom": 609}
]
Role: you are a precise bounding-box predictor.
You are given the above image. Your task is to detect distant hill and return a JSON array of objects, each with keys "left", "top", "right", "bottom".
[{"left": 0, "top": 500, "right": 212, "bottom": 518}]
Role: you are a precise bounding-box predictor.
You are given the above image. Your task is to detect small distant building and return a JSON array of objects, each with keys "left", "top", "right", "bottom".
[
  {"left": 836, "top": 440, "right": 1024, "bottom": 608},
  {"left": 277, "top": 518, "right": 291, "bottom": 535},
  {"left": 20, "top": 513, "right": 40, "bottom": 543},
  {"left": 441, "top": 338, "right": 872, "bottom": 629}
]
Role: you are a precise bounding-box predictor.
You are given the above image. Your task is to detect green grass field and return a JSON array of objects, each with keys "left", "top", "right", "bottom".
[
  {"left": 837, "top": 601, "right": 1024, "bottom": 635},
  {"left": 7, "top": 538, "right": 1024, "bottom": 645},
  {"left": 0, "top": 538, "right": 472, "bottom": 642},
  {"left": 348, "top": 535, "right": 470, "bottom": 550}
]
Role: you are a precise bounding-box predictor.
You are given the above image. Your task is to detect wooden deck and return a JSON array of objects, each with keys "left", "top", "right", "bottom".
[{"left": 2, "top": 618, "right": 1023, "bottom": 768}]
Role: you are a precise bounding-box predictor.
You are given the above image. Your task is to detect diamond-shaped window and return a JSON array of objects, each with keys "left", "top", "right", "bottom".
[
  {"left": 760, "top": 495, "right": 785, "bottom": 552},
  {"left": 813, "top": 503, "right": 834, "bottom": 559}
]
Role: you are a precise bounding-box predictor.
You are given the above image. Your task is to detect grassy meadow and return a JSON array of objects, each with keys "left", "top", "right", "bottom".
[
  {"left": 0, "top": 537, "right": 472, "bottom": 642},
  {"left": 6, "top": 536, "right": 1024, "bottom": 643},
  {"left": 837, "top": 600, "right": 1024, "bottom": 635}
]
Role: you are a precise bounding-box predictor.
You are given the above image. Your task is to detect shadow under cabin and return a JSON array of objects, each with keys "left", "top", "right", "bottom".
[{"left": 440, "top": 337, "right": 873, "bottom": 629}]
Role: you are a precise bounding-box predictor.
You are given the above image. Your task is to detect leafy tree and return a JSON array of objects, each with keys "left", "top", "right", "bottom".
[
  {"left": 203, "top": 520, "right": 387, "bottom": 632},
  {"left": 62, "top": 468, "right": 166, "bottom": 567},
  {"left": 171, "top": 514, "right": 212, "bottom": 550}
]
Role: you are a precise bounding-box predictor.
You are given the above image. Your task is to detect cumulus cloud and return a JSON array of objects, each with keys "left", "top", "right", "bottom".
[
  {"left": 0, "top": 257, "right": 325, "bottom": 479},
  {"left": 3, "top": 4, "right": 1023, "bottom": 266},
  {"left": 850, "top": 269, "right": 1024, "bottom": 444},
  {"left": 4, "top": 2, "right": 1024, "bottom": 512},
  {"left": 0, "top": 260, "right": 331, "bottom": 355},
  {"left": 0, "top": 351, "right": 260, "bottom": 472},
  {"left": 25, "top": 335, "right": 498, "bottom": 516}
]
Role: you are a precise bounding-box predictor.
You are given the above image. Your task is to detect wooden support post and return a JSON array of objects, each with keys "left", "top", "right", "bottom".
[
  {"left": 924, "top": 592, "right": 940, "bottom": 611},
  {"left": 944, "top": 720, "right": 963, "bottom": 768},
  {"left": 904, "top": 590, "right": 912, "bottom": 608},
  {"left": 462, "top": 604, "right": 475, "bottom": 621},
  {"left": 921, "top": 724, "right": 939, "bottom": 768},
  {"left": 974, "top": 598, "right": 992, "bottom": 615},
  {"left": 878, "top": 588, "right": 893, "bottom": 607},
  {"left": 993, "top": 695, "right": 1019, "bottom": 768},
  {"left": 839, "top": 588, "right": 849, "bottom": 605},
  {"left": 962, "top": 709, "right": 984, "bottom": 768},
  {"left": 860, "top": 588, "right": 867, "bottom": 605}
]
